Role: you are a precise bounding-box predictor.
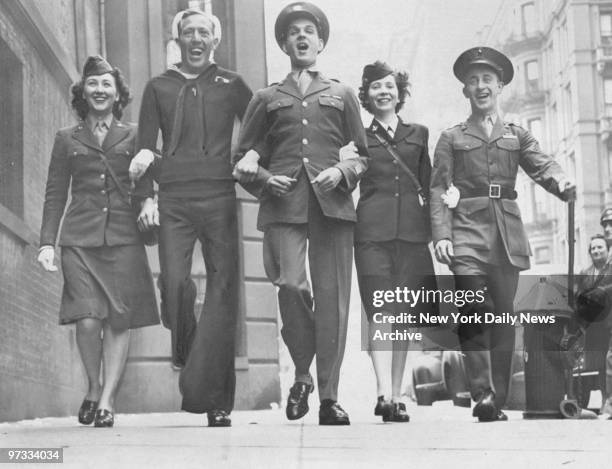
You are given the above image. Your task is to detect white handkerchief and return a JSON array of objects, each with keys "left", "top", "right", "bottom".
[{"left": 441, "top": 184, "right": 460, "bottom": 208}]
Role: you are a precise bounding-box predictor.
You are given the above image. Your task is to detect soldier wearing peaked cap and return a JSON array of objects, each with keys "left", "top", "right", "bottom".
[
  {"left": 430, "top": 46, "right": 576, "bottom": 422},
  {"left": 233, "top": 1, "right": 368, "bottom": 426}
]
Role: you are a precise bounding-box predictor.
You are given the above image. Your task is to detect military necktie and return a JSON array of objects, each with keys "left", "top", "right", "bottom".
[
  {"left": 387, "top": 125, "right": 395, "bottom": 140},
  {"left": 483, "top": 115, "right": 494, "bottom": 138},
  {"left": 93, "top": 121, "right": 107, "bottom": 147},
  {"left": 297, "top": 70, "right": 312, "bottom": 95}
]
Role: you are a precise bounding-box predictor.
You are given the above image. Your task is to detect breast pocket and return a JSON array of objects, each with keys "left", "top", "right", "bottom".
[
  {"left": 112, "top": 143, "right": 133, "bottom": 160},
  {"left": 318, "top": 95, "right": 345, "bottom": 112},
  {"left": 451, "top": 139, "right": 484, "bottom": 176},
  {"left": 266, "top": 98, "right": 294, "bottom": 115},
  {"left": 496, "top": 138, "right": 520, "bottom": 175}
]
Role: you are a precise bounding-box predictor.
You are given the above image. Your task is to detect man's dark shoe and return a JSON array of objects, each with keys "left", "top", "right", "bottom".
[
  {"left": 319, "top": 400, "right": 350, "bottom": 425},
  {"left": 207, "top": 410, "right": 231, "bottom": 427},
  {"left": 286, "top": 382, "right": 314, "bottom": 420},
  {"left": 472, "top": 390, "right": 499, "bottom": 422}
]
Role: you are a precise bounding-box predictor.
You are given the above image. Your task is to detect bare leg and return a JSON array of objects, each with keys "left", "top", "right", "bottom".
[
  {"left": 98, "top": 323, "right": 130, "bottom": 411},
  {"left": 369, "top": 321, "right": 392, "bottom": 399},
  {"left": 391, "top": 348, "right": 408, "bottom": 401},
  {"left": 75, "top": 318, "right": 103, "bottom": 401}
]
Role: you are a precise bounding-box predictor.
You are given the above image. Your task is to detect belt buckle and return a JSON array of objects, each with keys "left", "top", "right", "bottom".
[{"left": 489, "top": 184, "right": 501, "bottom": 198}]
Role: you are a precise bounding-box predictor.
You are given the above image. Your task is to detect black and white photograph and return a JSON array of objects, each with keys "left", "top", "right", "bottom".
[{"left": 0, "top": 0, "right": 611, "bottom": 467}]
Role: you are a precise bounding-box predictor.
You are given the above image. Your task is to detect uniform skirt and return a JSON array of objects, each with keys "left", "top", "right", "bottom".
[{"left": 59, "top": 245, "right": 160, "bottom": 330}]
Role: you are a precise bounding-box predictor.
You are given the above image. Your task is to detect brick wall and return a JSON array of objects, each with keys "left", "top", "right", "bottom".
[{"left": 0, "top": 1, "right": 94, "bottom": 422}]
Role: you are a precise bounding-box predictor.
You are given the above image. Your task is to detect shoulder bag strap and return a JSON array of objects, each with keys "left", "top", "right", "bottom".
[
  {"left": 97, "top": 151, "right": 131, "bottom": 205},
  {"left": 372, "top": 131, "right": 427, "bottom": 206}
]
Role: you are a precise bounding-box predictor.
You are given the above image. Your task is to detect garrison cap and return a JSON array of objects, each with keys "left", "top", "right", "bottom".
[
  {"left": 601, "top": 208, "right": 612, "bottom": 225},
  {"left": 82, "top": 56, "right": 113, "bottom": 77},
  {"left": 453, "top": 46, "right": 514, "bottom": 84},
  {"left": 361, "top": 61, "right": 393, "bottom": 87},
  {"left": 274, "top": 2, "right": 329, "bottom": 49}
]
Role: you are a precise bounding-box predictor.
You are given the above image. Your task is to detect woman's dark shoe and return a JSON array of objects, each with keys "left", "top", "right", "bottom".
[
  {"left": 374, "top": 396, "right": 393, "bottom": 421},
  {"left": 207, "top": 410, "right": 231, "bottom": 427},
  {"left": 78, "top": 399, "right": 98, "bottom": 425},
  {"left": 388, "top": 402, "right": 410, "bottom": 422},
  {"left": 94, "top": 409, "right": 114, "bottom": 427}
]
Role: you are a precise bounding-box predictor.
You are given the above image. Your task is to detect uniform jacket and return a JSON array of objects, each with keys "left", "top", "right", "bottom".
[
  {"left": 430, "top": 116, "right": 566, "bottom": 269},
  {"left": 137, "top": 64, "right": 252, "bottom": 195},
  {"left": 356, "top": 119, "right": 431, "bottom": 243},
  {"left": 40, "top": 120, "right": 152, "bottom": 247},
  {"left": 234, "top": 72, "right": 368, "bottom": 231}
]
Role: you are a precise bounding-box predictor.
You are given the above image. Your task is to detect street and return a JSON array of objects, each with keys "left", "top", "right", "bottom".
[{"left": 1, "top": 402, "right": 610, "bottom": 469}]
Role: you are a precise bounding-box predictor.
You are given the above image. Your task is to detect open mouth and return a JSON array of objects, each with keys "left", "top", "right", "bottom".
[
  {"left": 92, "top": 95, "right": 109, "bottom": 103},
  {"left": 297, "top": 42, "right": 309, "bottom": 52},
  {"left": 476, "top": 92, "right": 490, "bottom": 100},
  {"left": 190, "top": 47, "right": 205, "bottom": 58}
]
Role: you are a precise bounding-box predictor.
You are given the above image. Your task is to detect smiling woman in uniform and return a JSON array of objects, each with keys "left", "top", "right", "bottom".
[
  {"left": 38, "top": 56, "right": 159, "bottom": 428},
  {"left": 355, "top": 61, "right": 436, "bottom": 423}
]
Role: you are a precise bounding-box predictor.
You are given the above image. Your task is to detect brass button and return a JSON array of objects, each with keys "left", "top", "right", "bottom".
[
  {"left": 302, "top": 138, "right": 308, "bottom": 145},
  {"left": 302, "top": 101, "right": 308, "bottom": 107},
  {"left": 302, "top": 118, "right": 308, "bottom": 125},
  {"left": 303, "top": 157, "right": 309, "bottom": 163},
  {"left": 101, "top": 189, "right": 106, "bottom": 194},
  {"left": 100, "top": 174, "right": 105, "bottom": 179},
  {"left": 102, "top": 207, "right": 108, "bottom": 213}
]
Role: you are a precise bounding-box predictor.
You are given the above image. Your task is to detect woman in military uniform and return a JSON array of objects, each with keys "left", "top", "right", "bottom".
[
  {"left": 38, "top": 56, "right": 159, "bottom": 427},
  {"left": 355, "top": 61, "right": 436, "bottom": 422}
]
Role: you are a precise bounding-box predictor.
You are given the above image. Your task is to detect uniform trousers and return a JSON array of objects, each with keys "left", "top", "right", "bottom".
[
  {"left": 157, "top": 194, "right": 239, "bottom": 413},
  {"left": 451, "top": 255, "right": 519, "bottom": 409},
  {"left": 263, "top": 194, "right": 353, "bottom": 402}
]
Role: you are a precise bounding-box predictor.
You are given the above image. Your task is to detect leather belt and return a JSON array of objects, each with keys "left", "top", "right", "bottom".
[{"left": 461, "top": 184, "right": 517, "bottom": 200}]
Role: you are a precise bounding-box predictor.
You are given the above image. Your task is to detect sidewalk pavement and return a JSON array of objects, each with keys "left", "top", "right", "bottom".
[{"left": 1, "top": 401, "right": 610, "bottom": 469}]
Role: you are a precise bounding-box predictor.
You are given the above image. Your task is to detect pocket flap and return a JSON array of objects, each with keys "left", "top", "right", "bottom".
[
  {"left": 318, "top": 95, "right": 345, "bottom": 110},
  {"left": 501, "top": 199, "right": 521, "bottom": 217},
  {"left": 497, "top": 138, "right": 520, "bottom": 151},
  {"left": 266, "top": 98, "right": 294, "bottom": 112},
  {"left": 456, "top": 197, "right": 489, "bottom": 215},
  {"left": 452, "top": 139, "right": 483, "bottom": 151},
  {"left": 402, "top": 136, "right": 424, "bottom": 147}
]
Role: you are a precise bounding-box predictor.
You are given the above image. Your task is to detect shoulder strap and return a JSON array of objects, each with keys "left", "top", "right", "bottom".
[{"left": 372, "top": 131, "right": 427, "bottom": 206}]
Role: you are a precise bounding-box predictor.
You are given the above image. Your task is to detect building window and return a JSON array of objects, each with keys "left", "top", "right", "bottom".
[
  {"left": 605, "top": 78, "right": 612, "bottom": 117},
  {"left": 601, "top": 12, "right": 612, "bottom": 54},
  {"left": 521, "top": 2, "right": 536, "bottom": 36},
  {"left": 0, "top": 39, "right": 23, "bottom": 218},
  {"left": 564, "top": 84, "right": 573, "bottom": 132},
  {"left": 534, "top": 185, "right": 548, "bottom": 220},
  {"left": 607, "top": 142, "right": 612, "bottom": 183},
  {"left": 534, "top": 246, "right": 551, "bottom": 264},
  {"left": 525, "top": 60, "right": 539, "bottom": 93}
]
